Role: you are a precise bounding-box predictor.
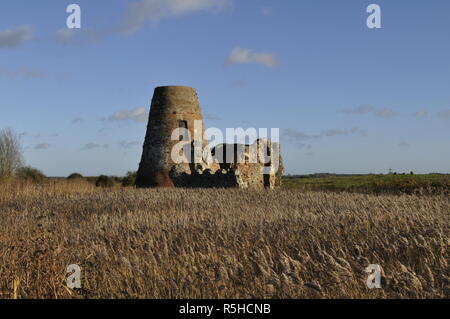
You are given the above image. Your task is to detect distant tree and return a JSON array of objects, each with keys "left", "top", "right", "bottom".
[
  {"left": 410, "top": 171, "right": 414, "bottom": 175},
  {"left": 122, "top": 171, "right": 137, "bottom": 187},
  {"left": 16, "top": 166, "right": 46, "bottom": 183},
  {"left": 67, "top": 173, "right": 83, "bottom": 180},
  {"left": 95, "top": 175, "right": 115, "bottom": 188},
  {"left": 0, "top": 128, "right": 23, "bottom": 179}
]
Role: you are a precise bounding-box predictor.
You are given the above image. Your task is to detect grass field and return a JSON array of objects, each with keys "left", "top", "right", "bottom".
[
  {"left": 0, "top": 179, "right": 448, "bottom": 299},
  {"left": 283, "top": 174, "right": 450, "bottom": 194}
]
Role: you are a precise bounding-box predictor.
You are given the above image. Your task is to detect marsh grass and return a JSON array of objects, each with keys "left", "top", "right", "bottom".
[
  {"left": 283, "top": 174, "right": 450, "bottom": 195},
  {"left": 0, "top": 180, "right": 448, "bottom": 299}
]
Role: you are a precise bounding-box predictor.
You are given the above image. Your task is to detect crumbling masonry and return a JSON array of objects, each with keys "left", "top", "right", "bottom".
[{"left": 136, "top": 86, "right": 283, "bottom": 189}]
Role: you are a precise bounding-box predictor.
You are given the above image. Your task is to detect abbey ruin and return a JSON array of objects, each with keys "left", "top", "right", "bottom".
[{"left": 136, "top": 86, "right": 283, "bottom": 189}]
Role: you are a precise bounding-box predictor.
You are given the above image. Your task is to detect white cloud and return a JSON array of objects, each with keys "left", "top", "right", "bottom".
[
  {"left": 225, "top": 47, "right": 280, "bottom": 67},
  {"left": 0, "top": 25, "right": 33, "bottom": 48},
  {"left": 108, "top": 107, "right": 149, "bottom": 123},
  {"left": 120, "top": 0, "right": 230, "bottom": 34},
  {"left": 55, "top": 28, "right": 101, "bottom": 45}
]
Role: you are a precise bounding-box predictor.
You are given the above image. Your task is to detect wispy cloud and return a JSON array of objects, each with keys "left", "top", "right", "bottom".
[
  {"left": 342, "top": 105, "right": 374, "bottom": 115},
  {"left": 413, "top": 110, "right": 427, "bottom": 118},
  {"left": 55, "top": 28, "right": 102, "bottom": 45},
  {"left": 119, "top": 141, "right": 141, "bottom": 149},
  {"left": 108, "top": 107, "right": 149, "bottom": 123},
  {"left": 225, "top": 47, "right": 280, "bottom": 68},
  {"left": 204, "top": 113, "right": 221, "bottom": 121},
  {"left": 0, "top": 25, "right": 33, "bottom": 48},
  {"left": 0, "top": 66, "right": 47, "bottom": 80},
  {"left": 283, "top": 127, "right": 367, "bottom": 149},
  {"left": 376, "top": 108, "right": 400, "bottom": 118},
  {"left": 83, "top": 143, "right": 109, "bottom": 150},
  {"left": 349, "top": 127, "right": 368, "bottom": 137},
  {"left": 342, "top": 105, "right": 403, "bottom": 119},
  {"left": 283, "top": 129, "right": 310, "bottom": 141},
  {"left": 120, "top": 0, "right": 230, "bottom": 34},
  {"left": 34, "top": 143, "right": 51, "bottom": 150},
  {"left": 323, "top": 129, "right": 348, "bottom": 137},
  {"left": 71, "top": 118, "right": 83, "bottom": 124},
  {"left": 282, "top": 129, "right": 311, "bottom": 149},
  {"left": 398, "top": 142, "right": 410, "bottom": 148},
  {"left": 322, "top": 127, "right": 367, "bottom": 138},
  {"left": 19, "top": 132, "right": 44, "bottom": 139}
]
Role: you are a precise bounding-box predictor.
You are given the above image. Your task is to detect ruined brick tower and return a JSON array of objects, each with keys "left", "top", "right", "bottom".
[{"left": 136, "top": 86, "right": 205, "bottom": 188}]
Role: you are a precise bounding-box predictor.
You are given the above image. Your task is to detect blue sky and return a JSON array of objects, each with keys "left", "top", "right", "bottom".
[{"left": 1, "top": 0, "right": 449, "bottom": 176}]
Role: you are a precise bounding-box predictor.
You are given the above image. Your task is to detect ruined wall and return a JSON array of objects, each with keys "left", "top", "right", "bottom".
[{"left": 169, "top": 140, "right": 284, "bottom": 189}]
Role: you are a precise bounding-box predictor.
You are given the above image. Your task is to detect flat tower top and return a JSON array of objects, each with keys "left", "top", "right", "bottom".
[{"left": 155, "top": 85, "right": 196, "bottom": 90}]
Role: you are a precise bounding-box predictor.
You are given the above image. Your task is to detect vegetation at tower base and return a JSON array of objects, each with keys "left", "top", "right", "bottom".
[
  {"left": 67, "top": 173, "right": 83, "bottom": 180},
  {"left": 122, "top": 171, "right": 137, "bottom": 187},
  {"left": 136, "top": 86, "right": 283, "bottom": 189},
  {"left": 95, "top": 175, "right": 115, "bottom": 188}
]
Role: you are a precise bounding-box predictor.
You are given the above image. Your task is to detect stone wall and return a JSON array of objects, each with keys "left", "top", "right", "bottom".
[{"left": 169, "top": 139, "right": 284, "bottom": 189}]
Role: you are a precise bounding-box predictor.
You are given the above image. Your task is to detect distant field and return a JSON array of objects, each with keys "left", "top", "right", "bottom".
[{"left": 283, "top": 174, "right": 450, "bottom": 194}]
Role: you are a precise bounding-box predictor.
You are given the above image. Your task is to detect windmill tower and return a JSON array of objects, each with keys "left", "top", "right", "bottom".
[{"left": 136, "top": 86, "right": 206, "bottom": 187}]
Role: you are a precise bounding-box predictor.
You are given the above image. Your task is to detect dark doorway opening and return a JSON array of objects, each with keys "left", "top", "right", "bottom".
[{"left": 179, "top": 120, "right": 188, "bottom": 141}]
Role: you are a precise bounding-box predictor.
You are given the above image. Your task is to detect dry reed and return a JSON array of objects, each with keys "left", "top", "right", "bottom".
[{"left": 0, "top": 181, "right": 448, "bottom": 299}]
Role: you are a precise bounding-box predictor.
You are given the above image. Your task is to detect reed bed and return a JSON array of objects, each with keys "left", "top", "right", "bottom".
[{"left": 0, "top": 181, "right": 448, "bottom": 299}]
